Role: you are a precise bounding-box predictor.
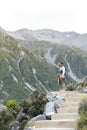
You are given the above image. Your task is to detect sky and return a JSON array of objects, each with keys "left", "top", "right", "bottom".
[{"left": 0, "top": 0, "right": 87, "bottom": 33}]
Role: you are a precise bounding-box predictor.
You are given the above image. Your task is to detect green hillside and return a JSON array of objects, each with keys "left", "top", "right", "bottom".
[
  {"left": 0, "top": 30, "right": 87, "bottom": 103},
  {"left": 0, "top": 32, "right": 58, "bottom": 103}
]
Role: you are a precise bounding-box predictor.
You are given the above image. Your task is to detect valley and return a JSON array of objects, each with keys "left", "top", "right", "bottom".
[{"left": 0, "top": 27, "right": 87, "bottom": 103}]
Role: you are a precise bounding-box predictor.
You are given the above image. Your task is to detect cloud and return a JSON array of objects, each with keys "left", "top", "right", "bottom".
[{"left": 0, "top": 0, "right": 87, "bottom": 33}]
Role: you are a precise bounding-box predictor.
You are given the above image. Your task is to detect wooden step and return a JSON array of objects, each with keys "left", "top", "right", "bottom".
[
  {"left": 65, "top": 97, "right": 81, "bottom": 102},
  {"left": 35, "top": 119, "right": 77, "bottom": 128},
  {"left": 32, "top": 128, "right": 75, "bottom": 130},
  {"left": 51, "top": 113, "right": 78, "bottom": 120},
  {"left": 57, "top": 108, "right": 78, "bottom": 113},
  {"left": 57, "top": 91, "right": 87, "bottom": 97},
  {"left": 61, "top": 103, "right": 79, "bottom": 108}
]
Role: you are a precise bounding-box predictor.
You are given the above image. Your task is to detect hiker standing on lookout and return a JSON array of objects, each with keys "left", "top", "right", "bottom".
[{"left": 58, "top": 62, "right": 65, "bottom": 89}]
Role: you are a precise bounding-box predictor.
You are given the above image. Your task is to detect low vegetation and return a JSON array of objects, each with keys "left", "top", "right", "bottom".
[
  {"left": 65, "top": 83, "right": 76, "bottom": 91},
  {"left": 20, "top": 90, "right": 48, "bottom": 118},
  {"left": 77, "top": 98, "right": 87, "bottom": 130},
  {"left": 0, "top": 90, "right": 47, "bottom": 130}
]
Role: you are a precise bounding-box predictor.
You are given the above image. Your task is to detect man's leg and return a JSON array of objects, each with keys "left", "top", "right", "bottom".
[
  {"left": 60, "top": 77, "right": 65, "bottom": 89},
  {"left": 58, "top": 76, "right": 61, "bottom": 85}
]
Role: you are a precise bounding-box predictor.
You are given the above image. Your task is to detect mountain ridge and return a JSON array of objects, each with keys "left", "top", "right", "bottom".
[{"left": 6, "top": 28, "right": 87, "bottom": 51}]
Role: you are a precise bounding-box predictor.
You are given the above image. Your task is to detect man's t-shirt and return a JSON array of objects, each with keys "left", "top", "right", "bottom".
[{"left": 59, "top": 66, "right": 65, "bottom": 77}]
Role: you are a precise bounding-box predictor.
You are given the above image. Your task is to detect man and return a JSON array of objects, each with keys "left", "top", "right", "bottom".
[{"left": 58, "top": 62, "right": 65, "bottom": 88}]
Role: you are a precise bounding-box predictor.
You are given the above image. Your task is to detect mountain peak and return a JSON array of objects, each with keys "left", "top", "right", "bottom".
[{"left": 15, "top": 28, "right": 32, "bottom": 33}]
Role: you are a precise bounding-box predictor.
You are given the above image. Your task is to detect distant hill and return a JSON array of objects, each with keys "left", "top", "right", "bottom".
[{"left": 7, "top": 28, "right": 87, "bottom": 51}]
